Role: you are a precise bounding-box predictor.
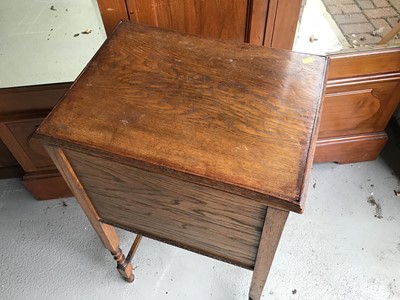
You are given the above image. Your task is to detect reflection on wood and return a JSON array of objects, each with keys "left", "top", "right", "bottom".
[
  {"left": 319, "top": 79, "right": 400, "bottom": 138},
  {"left": 320, "top": 89, "right": 379, "bottom": 135}
]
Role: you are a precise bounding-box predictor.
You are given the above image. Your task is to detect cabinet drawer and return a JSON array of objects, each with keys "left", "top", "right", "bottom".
[{"left": 0, "top": 83, "right": 71, "bottom": 115}]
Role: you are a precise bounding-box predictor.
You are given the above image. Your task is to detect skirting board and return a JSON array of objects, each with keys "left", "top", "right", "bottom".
[{"left": 314, "top": 132, "right": 388, "bottom": 164}]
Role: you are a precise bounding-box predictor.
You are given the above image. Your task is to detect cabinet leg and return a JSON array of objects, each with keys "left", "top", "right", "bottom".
[
  {"left": 112, "top": 248, "right": 134, "bottom": 282},
  {"left": 44, "top": 146, "right": 135, "bottom": 282},
  {"left": 113, "top": 234, "right": 143, "bottom": 283},
  {"left": 249, "top": 207, "right": 289, "bottom": 300}
]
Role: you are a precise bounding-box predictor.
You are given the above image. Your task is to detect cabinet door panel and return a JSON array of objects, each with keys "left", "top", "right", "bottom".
[
  {"left": 125, "top": 0, "right": 248, "bottom": 41},
  {"left": 1, "top": 119, "right": 55, "bottom": 172},
  {"left": 319, "top": 80, "right": 400, "bottom": 138}
]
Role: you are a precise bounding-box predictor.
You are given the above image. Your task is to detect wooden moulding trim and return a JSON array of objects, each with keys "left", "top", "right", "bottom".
[
  {"left": 22, "top": 171, "right": 72, "bottom": 200},
  {"left": 37, "top": 138, "right": 302, "bottom": 213},
  {"left": 22, "top": 169, "right": 65, "bottom": 180},
  {"left": 44, "top": 145, "right": 120, "bottom": 252},
  {"left": 296, "top": 58, "right": 329, "bottom": 212},
  {"left": 0, "top": 112, "right": 50, "bottom": 123},
  {"left": 317, "top": 132, "right": 388, "bottom": 144},
  {"left": 329, "top": 47, "right": 400, "bottom": 59},
  {"left": 263, "top": 0, "right": 278, "bottom": 47},
  {"left": 246, "top": 0, "right": 270, "bottom": 45},
  {"left": 328, "top": 48, "right": 400, "bottom": 79},
  {"left": 96, "top": 0, "right": 130, "bottom": 36},
  {"left": 0, "top": 82, "right": 72, "bottom": 94},
  {"left": 314, "top": 132, "right": 388, "bottom": 164},
  {"left": 264, "top": 0, "right": 302, "bottom": 49},
  {"left": 327, "top": 72, "right": 400, "bottom": 88}
]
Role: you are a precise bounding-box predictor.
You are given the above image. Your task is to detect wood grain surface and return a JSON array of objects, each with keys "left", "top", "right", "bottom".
[
  {"left": 36, "top": 22, "right": 327, "bottom": 212},
  {"left": 249, "top": 207, "right": 288, "bottom": 300},
  {"left": 125, "top": 0, "right": 248, "bottom": 42},
  {"left": 320, "top": 79, "right": 400, "bottom": 138},
  {"left": 247, "top": 0, "right": 270, "bottom": 45},
  {"left": 64, "top": 148, "right": 266, "bottom": 269},
  {"left": 328, "top": 48, "right": 400, "bottom": 79},
  {"left": 0, "top": 83, "right": 71, "bottom": 116},
  {"left": 96, "top": 0, "right": 130, "bottom": 36},
  {"left": 264, "top": 0, "right": 303, "bottom": 49}
]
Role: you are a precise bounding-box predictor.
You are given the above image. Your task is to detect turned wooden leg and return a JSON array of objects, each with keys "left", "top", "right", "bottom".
[
  {"left": 113, "top": 234, "right": 143, "bottom": 283},
  {"left": 112, "top": 248, "right": 134, "bottom": 282},
  {"left": 45, "top": 146, "right": 136, "bottom": 282},
  {"left": 249, "top": 207, "right": 289, "bottom": 300}
]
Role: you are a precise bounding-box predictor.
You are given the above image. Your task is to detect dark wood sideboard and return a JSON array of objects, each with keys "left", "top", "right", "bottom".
[
  {"left": 315, "top": 49, "right": 400, "bottom": 163},
  {"left": 0, "top": 83, "right": 72, "bottom": 199}
]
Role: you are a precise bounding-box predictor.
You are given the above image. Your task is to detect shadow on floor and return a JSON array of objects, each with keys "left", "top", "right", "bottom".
[{"left": 381, "top": 118, "right": 400, "bottom": 179}]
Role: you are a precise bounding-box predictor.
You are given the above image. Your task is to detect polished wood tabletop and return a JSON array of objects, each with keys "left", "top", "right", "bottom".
[{"left": 37, "top": 21, "right": 327, "bottom": 213}]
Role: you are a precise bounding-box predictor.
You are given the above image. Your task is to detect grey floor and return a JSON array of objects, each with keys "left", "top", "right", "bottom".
[{"left": 0, "top": 132, "right": 399, "bottom": 300}]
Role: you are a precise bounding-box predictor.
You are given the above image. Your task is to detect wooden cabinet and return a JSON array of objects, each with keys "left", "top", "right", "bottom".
[
  {"left": 125, "top": 0, "right": 248, "bottom": 41},
  {"left": 320, "top": 80, "right": 399, "bottom": 138},
  {"left": 96, "top": 0, "right": 302, "bottom": 48},
  {"left": 35, "top": 23, "right": 326, "bottom": 296},
  {"left": 0, "top": 83, "right": 72, "bottom": 199},
  {"left": 314, "top": 49, "right": 400, "bottom": 163},
  {"left": 97, "top": 0, "right": 248, "bottom": 40}
]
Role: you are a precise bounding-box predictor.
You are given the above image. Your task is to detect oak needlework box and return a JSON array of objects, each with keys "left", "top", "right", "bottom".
[{"left": 35, "top": 21, "right": 328, "bottom": 299}]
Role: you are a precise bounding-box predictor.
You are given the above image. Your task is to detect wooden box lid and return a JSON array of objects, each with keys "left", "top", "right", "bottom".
[{"left": 36, "top": 21, "right": 328, "bottom": 213}]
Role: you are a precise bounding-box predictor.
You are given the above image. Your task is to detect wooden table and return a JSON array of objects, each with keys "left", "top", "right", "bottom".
[{"left": 35, "top": 21, "right": 328, "bottom": 300}]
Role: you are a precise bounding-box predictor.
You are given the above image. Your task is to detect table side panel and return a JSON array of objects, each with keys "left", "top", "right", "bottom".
[{"left": 64, "top": 148, "right": 267, "bottom": 269}]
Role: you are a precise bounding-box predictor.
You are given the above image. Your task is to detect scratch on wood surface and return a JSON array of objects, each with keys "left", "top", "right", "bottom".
[{"left": 236, "top": 145, "right": 249, "bottom": 151}]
